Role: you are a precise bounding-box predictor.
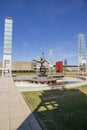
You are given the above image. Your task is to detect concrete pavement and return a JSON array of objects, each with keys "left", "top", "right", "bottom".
[{"left": 0, "top": 77, "right": 42, "bottom": 130}]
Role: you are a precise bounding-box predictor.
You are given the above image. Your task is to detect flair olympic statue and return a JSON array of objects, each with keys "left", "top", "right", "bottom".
[{"left": 33, "top": 52, "right": 49, "bottom": 76}]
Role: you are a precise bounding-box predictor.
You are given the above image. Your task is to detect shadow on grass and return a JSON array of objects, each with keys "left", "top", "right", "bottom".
[{"left": 18, "top": 87, "right": 87, "bottom": 130}]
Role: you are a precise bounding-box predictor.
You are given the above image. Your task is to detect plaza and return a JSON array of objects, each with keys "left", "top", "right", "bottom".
[{"left": 0, "top": 10, "right": 87, "bottom": 130}]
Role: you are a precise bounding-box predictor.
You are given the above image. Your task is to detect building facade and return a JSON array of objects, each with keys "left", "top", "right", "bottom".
[
  {"left": 2, "top": 17, "right": 13, "bottom": 76},
  {"left": 78, "top": 33, "right": 86, "bottom": 66},
  {"left": 0, "top": 61, "right": 36, "bottom": 72}
]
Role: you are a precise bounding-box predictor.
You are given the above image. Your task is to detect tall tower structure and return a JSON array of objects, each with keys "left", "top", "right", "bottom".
[
  {"left": 49, "top": 49, "right": 53, "bottom": 66},
  {"left": 78, "top": 33, "right": 86, "bottom": 67},
  {"left": 49, "top": 49, "right": 53, "bottom": 73},
  {"left": 2, "top": 17, "right": 13, "bottom": 77}
]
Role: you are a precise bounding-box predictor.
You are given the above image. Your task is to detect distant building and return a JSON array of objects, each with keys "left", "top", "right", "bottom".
[
  {"left": 0, "top": 61, "right": 36, "bottom": 72},
  {"left": 64, "top": 59, "right": 67, "bottom": 66},
  {"left": 49, "top": 49, "right": 53, "bottom": 65},
  {"left": 12, "top": 61, "right": 36, "bottom": 72}
]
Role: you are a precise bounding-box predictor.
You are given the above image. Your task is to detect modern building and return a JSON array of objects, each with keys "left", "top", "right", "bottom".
[
  {"left": 49, "top": 49, "right": 53, "bottom": 65},
  {"left": 64, "top": 58, "right": 67, "bottom": 66},
  {"left": 78, "top": 33, "right": 86, "bottom": 67},
  {"left": 12, "top": 61, "right": 36, "bottom": 72},
  {"left": 49, "top": 49, "right": 54, "bottom": 72},
  {"left": 0, "top": 61, "right": 36, "bottom": 72},
  {"left": 2, "top": 17, "right": 13, "bottom": 76}
]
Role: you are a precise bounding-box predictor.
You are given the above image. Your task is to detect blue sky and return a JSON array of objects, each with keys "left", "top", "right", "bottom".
[{"left": 0, "top": 0, "right": 87, "bottom": 65}]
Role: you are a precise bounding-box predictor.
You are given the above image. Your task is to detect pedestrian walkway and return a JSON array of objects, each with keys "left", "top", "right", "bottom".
[{"left": 0, "top": 77, "right": 42, "bottom": 130}]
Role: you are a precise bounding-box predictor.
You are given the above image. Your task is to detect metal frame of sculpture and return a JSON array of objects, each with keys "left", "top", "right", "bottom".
[{"left": 33, "top": 52, "right": 49, "bottom": 76}]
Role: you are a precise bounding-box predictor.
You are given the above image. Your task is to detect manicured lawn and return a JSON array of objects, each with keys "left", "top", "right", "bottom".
[{"left": 22, "top": 85, "right": 87, "bottom": 130}]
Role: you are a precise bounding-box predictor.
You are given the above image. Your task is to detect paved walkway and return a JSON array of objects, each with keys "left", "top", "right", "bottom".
[{"left": 0, "top": 77, "right": 42, "bottom": 130}]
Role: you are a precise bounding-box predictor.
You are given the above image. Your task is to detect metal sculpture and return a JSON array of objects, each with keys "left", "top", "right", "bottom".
[{"left": 33, "top": 52, "right": 49, "bottom": 76}]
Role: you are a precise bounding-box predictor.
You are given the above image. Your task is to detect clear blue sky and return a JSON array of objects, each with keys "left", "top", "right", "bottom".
[{"left": 0, "top": 0, "right": 87, "bottom": 65}]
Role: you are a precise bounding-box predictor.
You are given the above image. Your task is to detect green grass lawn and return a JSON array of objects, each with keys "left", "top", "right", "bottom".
[{"left": 22, "top": 86, "right": 87, "bottom": 130}]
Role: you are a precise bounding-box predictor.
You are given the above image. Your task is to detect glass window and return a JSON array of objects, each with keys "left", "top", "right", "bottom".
[
  {"left": 4, "top": 49, "right": 12, "bottom": 54},
  {"left": 4, "top": 35, "right": 12, "bottom": 40},
  {"left": 4, "top": 44, "right": 12, "bottom": 49},
  {"left": 5, "top": 27, "right": 12, "bottom": 32},
  {"left": 4, "top": 40, "right": 12, "bottom": 45},
  {"left": 5, "top": 19, "right": 12, "bottom": 24},
  {"left": 5, "top": 31, "right": 12, "bottom": 36},
  {"left": 5, "top": 23, "right": 12, "bottom": 28}
]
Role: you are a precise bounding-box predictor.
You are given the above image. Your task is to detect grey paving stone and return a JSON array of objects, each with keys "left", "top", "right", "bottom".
[{"left": 0, "top": 77, "right": 42, "bottom": 130}]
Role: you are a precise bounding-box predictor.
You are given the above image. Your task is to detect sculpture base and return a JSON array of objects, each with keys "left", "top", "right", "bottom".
[
  {"left": 13, "top": 76, "right": 65, "bottom": 85},
  {"left": 38, "top": 74, "right": 48, "bottom": 77}
]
